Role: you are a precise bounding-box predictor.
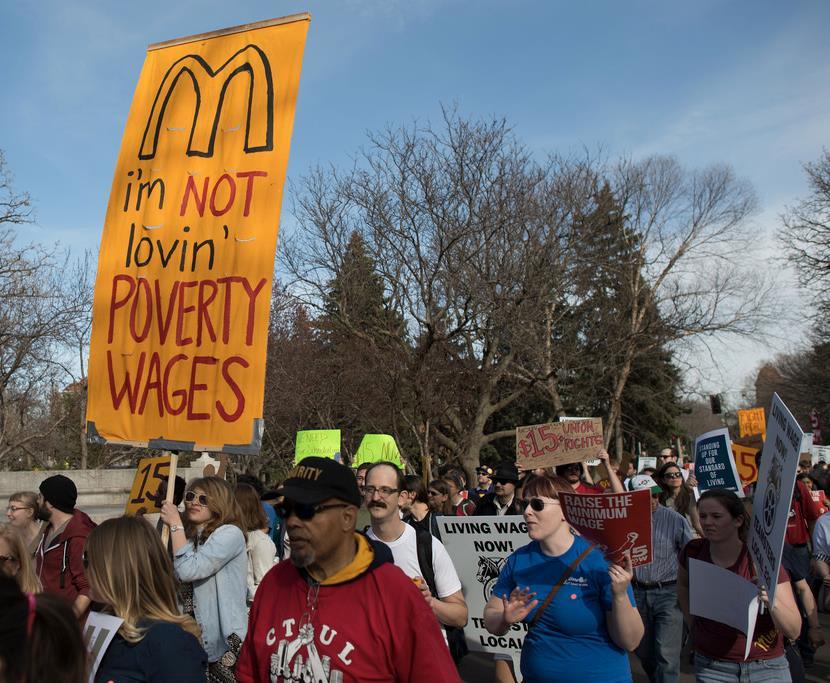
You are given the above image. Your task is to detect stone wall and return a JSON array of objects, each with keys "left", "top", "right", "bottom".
[{"left": 0, "top": 454, "right": 224, "bottom": 523}]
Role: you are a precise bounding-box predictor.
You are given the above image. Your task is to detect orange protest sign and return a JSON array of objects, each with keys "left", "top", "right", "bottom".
[
  {"left": 86, "top": 16, "right": 310, "bottom": 454},
  {"left": 125, "top": 455, "right": 171, "bottom": 515},
  {"left": 738, "top": 407, "right": 766, "bottom": 439},
  {"left": 516, "top": 418, "right": 604, "bottom": 469},
  {"left": 732, "top": 443, "right": 760, "bottom": 486}
]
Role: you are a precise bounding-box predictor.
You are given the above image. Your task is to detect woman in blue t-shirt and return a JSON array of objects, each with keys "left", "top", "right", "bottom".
[{"left": 484, "top": 474, "right": 643, "bottom": 683}]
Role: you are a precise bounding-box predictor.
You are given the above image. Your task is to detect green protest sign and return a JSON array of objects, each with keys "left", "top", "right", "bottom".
[
  {"left": 353, "top": 434, "right": 404, "bottom": 468},
  {"left": 294, "top": 430, "right": 341, "bottom": 464}
]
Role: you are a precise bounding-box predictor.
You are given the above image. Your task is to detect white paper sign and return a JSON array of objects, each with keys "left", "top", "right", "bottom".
[
  {"left": 748, "top": 393, "right": 802, "bottom": 608},
  {"left": 689, "top": 558, "right": 759, "bottom": 661},
  {"left": 637, "top": 456, "right": 657, "bottom": 472},
  {"left": 438, "top": 515, "right": 530, "bottom": 673},
  {"left": 83, "top": 611, "right": 124, "bottom": 683}
]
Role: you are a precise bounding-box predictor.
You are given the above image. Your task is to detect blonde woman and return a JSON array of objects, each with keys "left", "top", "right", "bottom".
[
  {"left": 85, "top": 516, "right": 206, "bottom": 681},
  {"left": 0, "top": 523, "right": 40, "bottom": 593},
  {"left": 5, "top": 491, "right": 42, "bottom": 555},
  {"left": 161, "top": 476, "right": 247, "bottom": 679}
]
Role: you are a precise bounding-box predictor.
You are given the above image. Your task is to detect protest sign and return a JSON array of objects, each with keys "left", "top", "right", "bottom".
[
  {"left": 688, "top": 559, "right": 758, "bottom": 661},
  {"left": 352, "top": 434, "right": 404, "bottom": 468},
  {"left": 559, "top": 490, "right": 653, "bottom": 566},
  {"left": 438, "top": 516, "right": 531, "bottom": 668},
  {"left": 814, "top": 445, "right": 830, "bottom": 465},
  {"left": 732, "top": 443, "right": 760, "bottom": 486},
  {"left": 693, "top": 428, "right": 744, "bottom": 498},
  {"left": 516, "top": 418, "right": 603, "bottom": 470},
  {"left": 559, "top": 416, "right": 600, "bottom": 465},
  {"left": 637, "top": 456, "right": 657, "bottom": 472},
  {"left": 294, "top": 429, "right": 341, "bottom": 464},
  {"left": 738, "top": 407, "right": 766, "bottom": 439},
  {"left": 83, "top": 612, "right": 125, "bottom": 683},
  {"left": 86, "top": 15, "right": 310, "bottom": 455},
  {"left": 749, "top": 393, "right": 802, "bottom": 607},
  {"left": 124, "top": 454, "right": 171, "bottom": 515}
]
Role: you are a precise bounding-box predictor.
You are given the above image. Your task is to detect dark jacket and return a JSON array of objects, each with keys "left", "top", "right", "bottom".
[
  {"left": 95, "top": 620, "right": 207, "bottom": 683},
  {"left": 474, "top": 493, "right": 524, "bottom": 516},
  {"left": 36, "top": 509, "right": 96, "bottom": 604}
]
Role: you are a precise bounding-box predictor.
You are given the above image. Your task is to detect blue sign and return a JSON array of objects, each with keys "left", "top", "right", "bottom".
[{"left": 694, "top": 428, "right": 744, "bottom": 497}]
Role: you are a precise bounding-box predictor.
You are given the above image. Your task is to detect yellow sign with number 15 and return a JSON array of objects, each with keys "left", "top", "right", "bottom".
[{"left": 125, "top": 455, "right": 172, "bottom": 515}]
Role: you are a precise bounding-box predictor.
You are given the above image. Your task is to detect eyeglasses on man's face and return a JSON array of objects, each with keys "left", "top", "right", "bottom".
[{"left": 362, "top": 486, "right": 399, "bottom": 498}]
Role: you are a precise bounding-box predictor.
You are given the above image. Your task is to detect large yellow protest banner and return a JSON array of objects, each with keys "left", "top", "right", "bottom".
[{"left": 86, "top": 15, "right": 310, "bottom": 454}]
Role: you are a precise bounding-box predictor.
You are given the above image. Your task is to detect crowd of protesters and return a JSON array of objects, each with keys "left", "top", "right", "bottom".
[{"left": 1, "top": 448, "right": 829, "bottom": 682}]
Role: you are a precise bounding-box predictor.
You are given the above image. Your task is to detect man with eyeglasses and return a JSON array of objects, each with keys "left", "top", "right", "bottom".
[
  {"left": 364, "top": 462, "right": 468, "bottom": 641},
  {"left": 236, "top": 457, "right": 459, "bottom": 683},
  {"left": 628, "top": 475, "right": 694, "bottom": 683}
]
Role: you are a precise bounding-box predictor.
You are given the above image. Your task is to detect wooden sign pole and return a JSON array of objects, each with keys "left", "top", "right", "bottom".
[{"left": 160, "top": 451, "right": 179, "bottom": 547}]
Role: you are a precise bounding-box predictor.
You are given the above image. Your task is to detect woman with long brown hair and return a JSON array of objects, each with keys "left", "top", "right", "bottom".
[
  {"left": 427, "top": 479, "right": 453, "bottom": 516},
  {"left": 161, "top": 476, "right": 247, "bottom": 680},
  {"left": 85, "top": 516, "right": 206, "bottom": 681},
  {"left": 656, "top": 461, "right": 703, "bottom": 536},
  {"left": 678, "top": 488, "right": 801, "bottom": 682}
]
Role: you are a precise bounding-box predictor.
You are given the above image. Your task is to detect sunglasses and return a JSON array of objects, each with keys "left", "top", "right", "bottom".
[
  {"left": 663, "top": 472, "right": 683, "bottom": 479},
  {"left": 275, "top": 500, "right": 349, "bottom": 521},
  {"left": 493, "top": 478, "right": 514, "bottom": 485},
  {"left": 526, "top": 497, "right": 559, "bottom": 512},
  {"left": 185, "top": 491, "right": 208, "bottom": 506}
]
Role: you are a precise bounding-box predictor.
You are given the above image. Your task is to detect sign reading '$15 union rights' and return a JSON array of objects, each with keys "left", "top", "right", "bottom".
[{"left": 516, "top": 418, "right": 604, "bottom": 469}]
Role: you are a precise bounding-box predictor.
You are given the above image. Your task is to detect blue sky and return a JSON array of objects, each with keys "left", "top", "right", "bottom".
[{"left": 2, "top": 0, "right": 829, "bottom": 397}]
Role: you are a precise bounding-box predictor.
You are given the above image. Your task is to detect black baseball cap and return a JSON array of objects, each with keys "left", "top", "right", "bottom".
[{"left": 277, "top": 457, "right": 362, "bottom": 507}]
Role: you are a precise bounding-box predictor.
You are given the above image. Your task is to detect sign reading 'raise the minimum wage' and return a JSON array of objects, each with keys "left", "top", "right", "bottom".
[
  {"left": 86, "top": 16, "right": 310, "bottom": 453},
  {"left": 516, "top": 418, "right": 604, "bottom": 470}
]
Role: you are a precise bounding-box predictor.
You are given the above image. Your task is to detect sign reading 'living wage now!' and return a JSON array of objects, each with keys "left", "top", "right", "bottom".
[{"left": 86, "top": 16, "right": 310, "bottom": 454}]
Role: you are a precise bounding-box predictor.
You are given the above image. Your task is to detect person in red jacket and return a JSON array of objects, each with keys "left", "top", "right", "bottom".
[
  {"left": 34, "top": 475, "right": 96, "bottom": 618},
  {"left": 236, "top": 457, "right": 459, "bottom": 683}
]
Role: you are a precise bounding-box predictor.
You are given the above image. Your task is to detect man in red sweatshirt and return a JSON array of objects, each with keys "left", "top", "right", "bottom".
[
  {"left": 35, "top": 474, "right": 96, "bottom": 617},
  {"left": 236, "top": 457, "right": 460, "bottom": 683}
]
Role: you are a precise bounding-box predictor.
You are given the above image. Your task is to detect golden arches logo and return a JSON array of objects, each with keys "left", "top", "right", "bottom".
[{"left": 138, "top": 44, "right": 274, "bottom": 160}]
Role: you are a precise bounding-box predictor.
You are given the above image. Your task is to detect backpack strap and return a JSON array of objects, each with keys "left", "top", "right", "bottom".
[
  {"left": 529, "top": 542, "right": 595, "bottom": 627},
  {"left": 414, "top": 525, "right": 437, "bottom": 598}
]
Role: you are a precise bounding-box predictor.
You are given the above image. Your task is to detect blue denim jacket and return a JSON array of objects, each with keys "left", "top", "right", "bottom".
[{"left": 174, "top": 524, "right": 248, "bottom": 662}]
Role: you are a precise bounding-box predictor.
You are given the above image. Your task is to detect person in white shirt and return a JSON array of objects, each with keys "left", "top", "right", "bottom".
[
  {"left": 363, "top": 462, "right": 468, "bottom": 632},
  {"left": 235, "top": 484, "right": 276, "bottom": 603}
]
